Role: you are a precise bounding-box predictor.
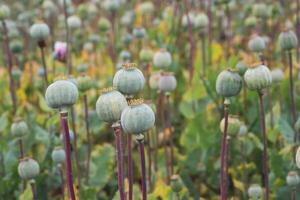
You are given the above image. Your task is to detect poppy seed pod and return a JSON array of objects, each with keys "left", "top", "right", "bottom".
[
  {"left": 244, "top": 64, "right": 272, "bottom": 90},
  {"left": 77, "top": 75, "right": 93, "bottom": 92},
  {"left": 139, "top": 48, "right": 153, "bottom": 62},
  {"left": 67, "top": 15, "right": 82, "bottom": 29},
  {"left": 286, "top": 171, "right": 300, "bottom": 187},
  {"left": 51, "top": 147, "right": 66, "bottom": 165},
  {"left": 238, "top": 124, "right": 248, "bottom": 136},
  {"left": 170, "top": 174, "right": 184, "bottom": 193},
  {"left": 216, "top": 69, "right": 243, "bottom": 98},
  {"left": 278, "top": 30, "right": 298, "bottom": 51},
  {"left": 296, "top": 146, "right": 300, "bottom": 169},
  {"left": 113, "top": 63, "right": 145, "bottom": 95},
  {"left": 133, "top": 27, "right": 147, "bottom": 39},
  {"left": 248, "top": 35, "right": 266, "bottom": 53},
  {"left": 120, "top": 50, "right": 131, "bottom": 61},
  {"left": 248, "top": 184, "right": 263, "bottom": 199},
  {"left": 271, "top": 68, "right": 284, "bottom": 84},
  {"left": 77, "top": 64, "right": 88, "bottom": 73},
  {"left": 102, "top": 0, "right": 120, "bottom": 12},
  {"left": 121, "top": 99, "right": 155, "bottom": 134},
  {"left": 153, "top": 49, "right": 172, "bottom": 69},
  {"left": 235, "top": 61, "right": 248, "bottom": 76},
  {"left": 11, "top": 118, "right": 29, "bottom": 138},
  {"left": 29, "top": 23, "right": 50, "bottom": 42},
  {"left": 181, "top": 12, "right": 195, "bottom": 28},
  {"left": 96, "top": 89, "right": 128, "bottom": 123},
  {"left": 122, "top": 34, "right": 133, "bottom": 46},
  {"left": 12, "top": 68, "right": 22, "bottom": 82},
  {"left": 220, "top": 116, "right": 241, "bottom": 135},
  {"left": 10, "top": 40, "right": 23, "bottom": 54},
  {"left": 149, "top": 72, "right": 161, "bottom": 90},
  {"left": 245, "top": 16, "right": 257, "bottom": 27},
  {"left": 253, "top": 3, "right": 268, "bottom": 18},
  {"left": 0, "top": 4, "right": 10, "bottom": 20},
  {"left": 18, "top": 157, "right": 40, "bottom": 181},
  {"left": 45, "top": 80, "right": 79, "bottom": 110},
  {"left": 158, "top": 72, "right": 177, "bottom": 93},
  {"left": 194, "top": 13, "right": 209, "bottom": 31},
  {"left": 98, "top": 18, "right": 111, "bottom": 32},
  {"left": 140, "top": 2, "right": 154, "bottom": 15}
]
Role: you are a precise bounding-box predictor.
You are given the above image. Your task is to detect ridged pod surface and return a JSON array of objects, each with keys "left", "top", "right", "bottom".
[
  {"left": 244, "top": 64, "right": 272, "bottom": 90},
  {"left": 248, "top": 35, "right": 266, "bottom": 53},
  {"left": 247, "top": 184, "right": 262, "bottom": 199},
  {"left": 18, "top": 157, "right": 40, "bottom": 180},
  {"left": 29, "top": 23, "right": 50, "bottom": 41},
  {"left": 220, "top": 116, "right": 241, "bottom": 135},
  {"left": 153, "top": 49, "right": 172, "bottom": 69},
  {"left": 158, "top": 73, "right": 177, "bottom": 93},
  {"left": 216, "top": 69, "right": 242, "bottom": 97},
  {"left": 11, "top": 118, "right": 29, "bottom": 138},
  {"left": 51, "top": 147, "right": 66, "bottom": 164},
  {"left": 278, "top": 30, "right": 298, "bottom": 51}
]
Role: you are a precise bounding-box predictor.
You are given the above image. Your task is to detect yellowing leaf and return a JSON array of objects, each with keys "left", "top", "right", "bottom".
[{"left": 153, "top": 179, "right": 172, "bottom": 199}]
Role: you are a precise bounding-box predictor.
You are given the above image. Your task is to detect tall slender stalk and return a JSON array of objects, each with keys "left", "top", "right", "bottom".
[
  {"left": 200, "top": 33, "right": 206, "bottom": 78},
  {"left": 137, "top": 135, "right": 147, "bottom": 200},
  {"left": 291, "top": 187, "right": 296, "bottom": 200},
  {"left": 146, "top": 132, "right": 153, "bottom": 192},
  {"left": 258, "top": 91, "right": 270, "bottom": 200},
  {"left": 58, "top": 164, "right": 65, "bottom": 200},
  {"left": 112, "top": 123, "right": 126, "bottom": 200},
  {"left": 220, "top": 98, "right": 230, "bottom": 200},
  {"left": 1, "top": 20, "right": 17, "bottom": 114},
  {"left": 126, "top": 97, "right": 133, "bottom": 200},
  {"left": 83, "top": 94, "right": 91, "bottom": 183},
  {"left": 166, "top": 94, "right": 174, "bottom": 175},
  {"left": 60, "top": 111, "right": 76, "bottom": 200},
  {"left": 63, "top": 0, "right": 72, "bottom": 74},
  {"left": 18, "top": 138, "right": 24, "bottom": 159},
  {"left": 30, "top": 180, "right": 38, "bottom": 200},
  {"left": 39, "top": 45, "right": 49, "bottom": 86}
]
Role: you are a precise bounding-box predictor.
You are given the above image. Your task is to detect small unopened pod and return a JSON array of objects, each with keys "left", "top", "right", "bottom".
[
  {"left": 11, "top": 117, "right": 29, "bottom": 138},
  {"left": 77, "top": 74, "right": 93, "bottom": 93},
  {"left": 235, "top": 61, "right": 248, "bottom": 76},
  {"left": 248, "top": 35, "right": 266, "bottom": 53},
  {"left": 216, "top": 69, "right": 243, "bottom": 98},
  {"left": 220, "top": 115, "right": 241, "bottom": 135},
  {"left": 98, "top": 18, "right": 111, "bottom": 32},
  {"left": 113, "top": 63, "right": 145, "bottom": 95},
  {"left": 296, "top": 146, "right": 300, "bottom": 169},
  {"left": 67, "top": 15, "right": 82, "bottom": 29},
  {"left": 194, "top": 13, "right": 209, "bottom": 31},
  {"left": 271, "top": 68, "right": 284, "bottom": 84},
  {"left": 278, "top": 30, "right": 298, "bottom": 51},
  {"left": 52, "top": 147, "right": 66, "bottom": 165},
  {"left": 238, "top": 124, "right": 248, "bottom": 136},
  {"left": 133, "top": 27, "right": 147, "bottom": 39},
  {"left": 149, "top": 72, "right": 161, "bottom": 90},
  {"left": 158, "top": 72, "right": 177, "bottom": 93},
  {"left": 248, "top": 184, "right": 262, "bottom": 199},
  {"left": 102, "top": 0, "right": 120, "bottom": 12},
  {"left": 121, "top": 99, "right": 155, "bottom": 134},
  {"left": 12, "top": 67, "right": 22, "bottom": 82},
  {"left": 120, "top": 50, "right": 131, "bottom": 61},
  {"left": 0, "top": 4, "right": 10, "bottom": 20},
  {"left": 170, "top": 174, "right": 184, "bottom": 193},
  {"left": 45, "top": 80, "right": 79, "bottom": 109},
  {"left": 153, "top": 49, "right": 172, "bottom": 69},
  {"left": 96, "top": 89, "right": 128, "bottom": 123},
  {"left": 29, "top": 23, "right": 50, "bottom": 42},
  {"left": 252, "top": 3, "right": 268, "bottom": 18},
  {"left": 10, "top": 40, "right": 23, "bottom": 54},
  {"left": 140, "top": 2, "right": 154, "bottom": 15},
  {"left": 18, "top": 157, "right": 40, "bottom": 181},
  {"left": 286, "top": 171, "right": 300, "bottom": 187},
  {"left": 244, "top": 64, "right": 272, "bottom": 90},
  {"left": 139, "top": 48, "right": 153, "bottom": 63}
]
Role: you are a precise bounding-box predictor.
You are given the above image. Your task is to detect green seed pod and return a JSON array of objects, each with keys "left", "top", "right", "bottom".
[
  {"left": 29, "top": 23, "right": 50, "bottom": 42},
  {"left": 248, "top": 35, "right": 266, "bottom": 53},
  {"left": 113, "top": 63, "right": 145, "bottom": 95},
  {"left": 194, "top": 13, "right": 209, "bottom": 31},
  {"left": 0, "top": 4, "right": 10, "bottom": 20},
  {"left": 67, "top": 15, "right": 82, "bottom": 29},
  {"left": 238, "top": 123, "right": 248, "bottom": 136},
  {"left": 216, "top": 69, "right": 243, "bottom": 98},
  {"left": 18, "top": 157, "right": 40, "bottom": 181},
  {"left": 286, "top": 171, "right": 300, "bottom": 187},
  {"left": 244, "top": 64, "right": 272, "bottom": 90},
  {"left": 220, "top": 115, "right": 241, "bottom": 135},
  {"left": 149, "top": 72, "right": 161, "bottom": 90},
  {"left": 153, "top": 49, "right": 172, "bottom": 69},
  {"left": 12, "top": 68, "right": 22, "bottom": 82},
  {"left": 170, "top": 174, "right": 184, "bottom": 193},
  {"left": 245, "top": 16, "right": 257, "bottom": 27},
  {"left": 140, "top": 2, "right": 154, "bottom": 15},
  {"left": 278, "top": 30, "right": 298, "bottom": 51},
  {"left": 139, "top": 48, "right": 153, "bottom": 62},
  {"left": 122, "top": 34, "right": 133, "bottom": 46},
  {"left": 102, "top": 0, "right": 120, "bottom": 12},
  {"left": 11, "top": 117, "right": 29, "bottom": 138},
  {"left": 253, "top": 3, "right": 268, "bottom": 18},
  {"left": 235, "top": 61, "right": 248, "bottom": 76},
  {"left": 98, "top": 18, "right": 111, "bottom": 33},
  {"left": 77, "top": 64, "right": 89, "bottom": 73},
  {"left": 248, "top": 184, "right": 262, "bottom": 199},
  {"left": 10, "top": 40, "right": 23, "bottom": 54},
  {"left": 133, "top": 27, "right": 146, "bottom": 39},
  {"left": 83, "top": 42, "right": 94, "bottom": 53},
  {"left": 181, "top": 12, "right": 195, "bottom": 28},
  {"left": 271, "top": 68, "right": 284, "bottom": 84},
  {"left": 77, "top": 74, "right": 93, "bottom": 92},
  {"left": 45, "top": 80, "right": 79, "bottom": 109},
  {"left": 296, "top": 146, "right": 300, "bottom": 169},
  {"left": 121, "top": 99, "right": 155, "bottom": 134},
  {"left": 120, "top": 50, "right": 131, "bottom": 61},
  {"left": 158, "top": 72, "right": 177, "bottom": 93},
  {"left": 51, "top": 147, "right": 66, "bottom": 165},
  {"left": 96, "top": 89, "right": 128, "bottom": 123}
]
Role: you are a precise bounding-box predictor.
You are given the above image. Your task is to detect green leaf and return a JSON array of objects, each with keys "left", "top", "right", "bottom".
[{"left": 19, "top": 183, "right": 33, "bottom": 200}]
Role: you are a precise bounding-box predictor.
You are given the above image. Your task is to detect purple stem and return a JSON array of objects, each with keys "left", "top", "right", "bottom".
[
  {"left": 112, "top": 124, "right": 126, "bottom": 200},
  {"left": 39, "top": 46, "right": 49, "bottom": 86},
  {"left": 292, "top": 188, "right": 296, "bottom": 200},
  {"left": 63, "top": 0, "right": 72, "bottom": 74},
  {"left": 138, "top": 137, "right": 147, "bottom": 200},
  {"left": 60, "top": 111, "right": 76, "bottom": 200},
  {"left": 18, "top": 138, "right": 24, "bottom": 159},
  {"left": 83, "top": 94, "right": 91, "bottom": 183},
  {"left": 59, "top": 165, "right": 65, "bottom": 200},
  {"left": 200, "top": 33, "right": 206, "bottom": 78},
  {"left": 146, "top": 132, "right": 153, "bottom": 192},
  {"left": 30, "top": 181, "right": 38, "bottom": 200},
  {"left": 127, "top": 134, "right": 133, "bottom": 200},
  {"left": 166, "top": 94, "right": 174, "bottom": 175},
  {"left": 258, "top": 92, "right": 270, "bottom": 200}
]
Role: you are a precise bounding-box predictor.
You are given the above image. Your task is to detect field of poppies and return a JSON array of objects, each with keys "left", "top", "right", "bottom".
[{"left": 1, "top": 0, "right": 300, "bottom": 200}]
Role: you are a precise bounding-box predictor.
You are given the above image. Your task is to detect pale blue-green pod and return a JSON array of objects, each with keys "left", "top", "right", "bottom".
[
  {"left": 133, "top": 27, "right": 146, "bottom": 39},
  {"left": 139, "top": 48, "right": 153, "bottom": 62},
  {"left": 149, "top": 72, "right": 161, "bottom": 90},
  {"left": 67, "top": 15, "right": 82, "bottom": 29},
  {"left": 271, "top": 68, "right": 284, "bottom": 84},
  {"left": 235, "top": 61, "right": 248, "bottom": 76},
  {"left": 77, "top": 75, "right": 93, "bottom": 92},
  {"left": 252, "top": 3, "right": 268, "bottom": 18},
  {"left": 140, "top": 1, "right": 154, "bottom": 15},
  {"left": 51, "top": 147, "right": 66, "bottom": 165},
  {"left": 29, "top": 23, "right": 50, "bottom": 41},
  {"left": 248, "top": 184, "right": 263, "bottom": 199},
  {"left": 98, "top": 18, "right": 111, "bottom": 32},
  {"left": 10, "top": 40, "right": 23, "bottom": 54},
  {"left": 18, "top": 157, "right": 40, "bottom": 181},
  {"left": 194, "top": 13, "right": 209, "bottom": 30},
  {"left": 102, "top": 0, "right": 120, "bottom": 12},
  {"left": 0, "top": 4, "right": 10, "bottom": 20},
  {"left": 248, "top": 35, "right": 266, "bottom": 53},
  {"left": 96, "top": 89, "right": 128, "bottom": 123},
  {"left": 11, "top": 118, "right": 29, "bottom": 138},
  {"left": 278, "top": 30, "right": 298, "bottom": 51},
  {"left": 120, "top": 50, "right": 131, "bottom": 61},
  {"left": 158, "top": 72, "right": 177, "bottom": 93},
  {"left": 216, "top": 69, "right": 243, "bottom": 98},
  {"left": 238, "top": 124, "right": 248, "bottom": 136},
  {"left": 121, "top": 102, "right": 155, "bottom": 134},
  {"left": 12, "top": 67, "right": 22, "bottom": 82},
  {"left": 45, "top": 80, "right": 79, "bottom": 109},
  {"left": 113, "top": 64, "right": 145, "bottom": 95},
  {"left": 286, "top": 171, "right": 300, "bottom": 187},
  {"left": 153, "top": 49, "right": 172, "bottom": 69},
  {"left": 220, "top": 116, "right": 241, "bottom": 135},
  {"left": 244, "top": 64, "right": 272, "bottom": 90}
]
